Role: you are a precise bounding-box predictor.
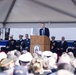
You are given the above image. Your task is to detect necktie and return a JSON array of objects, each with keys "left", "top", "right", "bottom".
[{"left": 42, "top": 29, "right": 45, "bottom": 35}]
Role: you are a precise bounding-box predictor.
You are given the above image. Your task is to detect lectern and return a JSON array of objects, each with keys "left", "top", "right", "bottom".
[{"left": 30, "top": 35, "right": 50, "bottom": 54}]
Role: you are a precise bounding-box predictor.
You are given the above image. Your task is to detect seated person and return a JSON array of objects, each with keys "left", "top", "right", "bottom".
[
  {"left": 16, "top": 34, "right": 24, "bottom": 52},
  {"left": 50, "top": 36, "right": 58, "bottom": 53},
  {"left": 23, "top": 34, "right": 30, "bottom": 52},
  {"left": 71, "top": 41, "right": 76, "bottom": 57},
  {"left": 1, "top": 35, "right": 16, "bottom": 52},
  {"left": 57, "top": 36, "right": 68, "bottom": 56}
]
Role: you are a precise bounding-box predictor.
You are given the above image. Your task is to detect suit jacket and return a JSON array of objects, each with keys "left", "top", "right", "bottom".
[
  {"left": 50, "top": 41, "right": 58, "bottom": 50},
  {"left": 16, "top": 39, "right": 24, "bottom": 46},
  {"left": 6, "top": 39, "right": 16, "bottom": 50},
  {"left": 23, "top": 39, "right": 30, "bottom": 51},
  {"left": 72, "top": 41, "right": 76, "bottom": 48},
  {"left": 58, "top": 41, "right": 68, "bottom": 51},
  {"left": 16, "top": 39, "right": 24, "bottom": 50},
  {"left": 39, "top": 27, "right": 50, "bottom": 37}
]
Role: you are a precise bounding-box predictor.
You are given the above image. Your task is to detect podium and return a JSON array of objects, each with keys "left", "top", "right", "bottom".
[{"left": 30, "top": 35, "right": 50, "bottom": 53}]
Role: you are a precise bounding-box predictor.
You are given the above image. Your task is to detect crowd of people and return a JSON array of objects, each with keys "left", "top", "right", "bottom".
[
  {"left": 0, "top": 50, "right": 76, "bottom": 75},
  {"left": 0, "top": 23, "right": 76, "bottom": 75},
  {"left": 0, "top": 34, "right": 76, "bottom": 75}
]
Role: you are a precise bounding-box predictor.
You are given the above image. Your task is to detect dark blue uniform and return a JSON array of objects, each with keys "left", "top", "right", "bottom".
[
  {"left": 23, "top": 39, "right": 30, "bottom": 52},
  {"left": 13, "top": 65, "right": 28, "bottom": 75},
  {"left": 6, "top": 39, "right": 16, "bottom": 51},
  {"left": 16, "top": 39, "right": 24, "bottom": 52}
]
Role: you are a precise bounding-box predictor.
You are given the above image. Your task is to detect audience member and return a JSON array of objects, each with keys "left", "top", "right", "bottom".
[
  {"left": 0, "top": 58, "right": 14, "bottom": 75},
  {"left": 57, "top": 70, "right": 74, "bottom": 75},
  {"left": 0, "top": 48, "right": 75, "bottom": 75},
  {"left": 13, "top": 65, "right": 28, "bottom": 75},
  {"left": 30, "top": 58, "right": 44, "bottom": 75},
  {"left": 68, "top": 52, "right": 75, "bottom": 60},
  {"left": 18, "top": 52, "right": 33, "bottom": 71},
  {"left": 58, "top": 52, "right": 71, "bottom": 64},
  {"left": 0, "top": 52, "right": 7, "bottom": 61},
  {"left": 0, "top": 35, "right": 76, "bottom": 75},
  {"left": 58, "top": 63, "right": 74, "bottom": 73},
  {"left": 0, "top": 72, "right": 8, "bottom": 75},
  {"left": 14, "top": 50, "right": 21, "bottom": 57},
  {"left": 42, "top": 51, "right": 53, "bottom": 58},
  {"left": 0, "top": 59, "right": 8, "bottom": 75}
]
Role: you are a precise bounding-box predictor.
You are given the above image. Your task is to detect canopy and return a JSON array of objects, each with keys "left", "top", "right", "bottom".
[
  {"left": 0, "top": 0, "right": 14, "bottom": 22},
  {"left": 0, "top": 0, "right": 76, "bottom": 23}
]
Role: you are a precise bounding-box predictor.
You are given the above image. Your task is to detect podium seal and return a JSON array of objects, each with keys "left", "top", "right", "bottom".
[{"left": 33, "top": 45, "right": 40, "bottom": 53}]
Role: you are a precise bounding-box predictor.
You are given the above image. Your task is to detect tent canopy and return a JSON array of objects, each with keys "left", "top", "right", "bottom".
[
  {"left": 0, "top": 0, "right": 76, "bottom": 23},
  {"left": 0, "top": 0, "right": 14, "bottom": 22}
]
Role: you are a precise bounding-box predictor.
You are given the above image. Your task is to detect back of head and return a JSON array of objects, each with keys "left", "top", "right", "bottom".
[
  {"left": 58, "top": 53, "right": 71, "bottom": 64},
  {"left": 21, "top": 50, "right": 27, "bottom": 54},
  {"left": 0, "top": 58, "right": 14, "bottom": 71},
  {"left": 57, "top": 70, "right": 74, "bottom": 75},
  {"left": 58, "top": 63, "right": 74, "bottom": 73},
  {"left": 14, "top": 51, "right": 21, "bottom": 57},
  {"left": 68, "top": 52, "right": 74, "bottom": 59},
  {"left": 48, "top": 57, "right": 57, "bottom": 69},
  {"left": 7, "top": 50, "right": 17, "bottom": 56},
  {"left": 7, "top": 54, "right": 17, "bottom": 63},
  {"left": 30, "top": 58, "right": 43, "bottom": 74}
]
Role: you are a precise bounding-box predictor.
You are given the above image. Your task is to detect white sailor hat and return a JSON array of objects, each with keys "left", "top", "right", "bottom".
[
  {"left": 0, "top": 52, "right": 7, "bottom": 61},
  {"left": 42, "top": 51, "right": 53, "bottom": 58},
  {"left": 19, "top": 52, "right": 33, "bottom": 63}
]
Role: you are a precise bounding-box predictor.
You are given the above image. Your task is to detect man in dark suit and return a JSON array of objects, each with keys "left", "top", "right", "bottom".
[
  {"left": 50, "top": 36, "right": 58, "bottom": 53},
  {"left": 71, "top": 41, "right": 76, "bottom": 57},
  {"left": 6, "top": 35, "right": 16, "bottom": 51},
  {"left": 23, "top": 34, "right": 30, "bottom": 52},
  {"left": 39, "top": 23, "right": 50, "bottom": 37},
  {"left": 16, "top": 35, "right": 24, "bottom": 52},
  {"left": 1, "top": 35, "right": 17, "bottom": 52},
  {"left": 57, "top": 36, "right": 68, "bottom": 56}
]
